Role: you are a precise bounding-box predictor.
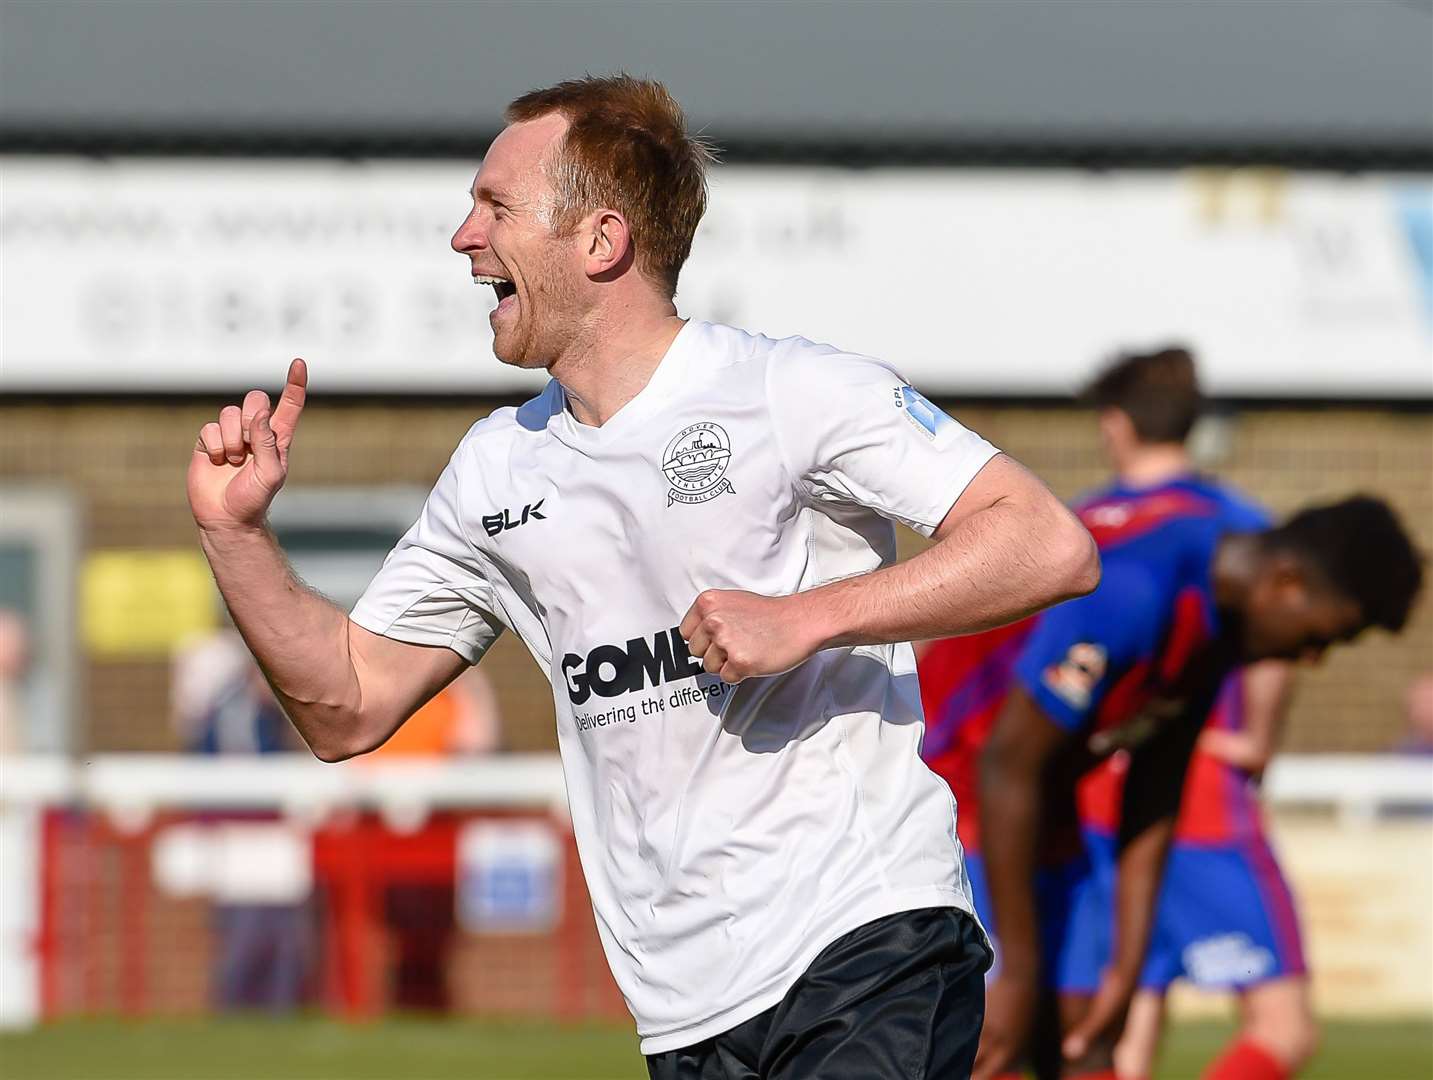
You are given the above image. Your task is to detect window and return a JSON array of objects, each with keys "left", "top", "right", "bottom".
[
  {"left": 0, "top": 488, "right": 79, "bottom": 753},
  {"left": 267, "top": 487, "right": 426, "bottom": 609}
]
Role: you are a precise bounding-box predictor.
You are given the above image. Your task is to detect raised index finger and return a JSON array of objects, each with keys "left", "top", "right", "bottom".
[{"left": 271, "top": 358, "right": 308, "bottom": 445}]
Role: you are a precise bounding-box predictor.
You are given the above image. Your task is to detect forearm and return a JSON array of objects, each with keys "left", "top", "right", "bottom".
[
  {"left": 1197, "top": 728, "right": 1268, "bottom": 773},
  {"left": 197, "top": 523, "right": 366, "bottom": 758},
  {"left": 681, "top": 456, "right": 1097, "bottom": 683},
  {"left": 807, "top": 494, "right": 1098, "bottom": 649},
  {"left": 1225, "top": 660, "right": 1296, "bottom": 774},
  {"left": 979, "top": 753, "right": 1045, "bottom": 978},
  {"left": 1112, "top": 708, "right": 1203, "bottom": 983},
  {"left": 1110, "top": 818, "right": 1175, "bottom": 985}
]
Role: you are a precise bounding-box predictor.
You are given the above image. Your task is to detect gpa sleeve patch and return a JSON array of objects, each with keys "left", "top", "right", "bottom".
[
  {"left": 767, "top": 349, "right": 999, "bottom": 537},
  {"left": 895, "top": 385, "right": 960, "bottom": 447}
]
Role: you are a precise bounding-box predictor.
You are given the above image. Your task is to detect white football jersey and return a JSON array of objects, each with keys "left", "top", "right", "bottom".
[{"left": 352, "top": 320, "right": 997, "bottom": 1052}]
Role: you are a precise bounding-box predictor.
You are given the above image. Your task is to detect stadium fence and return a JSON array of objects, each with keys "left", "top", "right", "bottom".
[{"left": 1, "top": 753, "right": 1430, "bottom": 1030}]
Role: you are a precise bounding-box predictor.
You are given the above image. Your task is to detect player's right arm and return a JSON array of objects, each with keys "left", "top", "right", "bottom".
[
  {"left": 973, "top": 564, "right": 1162, "bottom": 1078},
  {"left": 974, "top": 685, "right": 1073, "bottom": 1080},
  {"left": 188, "top": 361, "right": 470, "bottom": 761}
]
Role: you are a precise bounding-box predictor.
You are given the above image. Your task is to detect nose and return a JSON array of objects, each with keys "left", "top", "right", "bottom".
[{"left": 451, "top": 207, "right": 488, "bottom": 256}]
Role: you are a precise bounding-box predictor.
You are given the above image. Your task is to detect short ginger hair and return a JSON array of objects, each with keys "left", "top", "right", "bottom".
[
  {"left": 506, "top": 74, "right": 716, "bottom": 297},
  {"left": 1084, "top": 346, "right": 1203, "bottom": 445}
]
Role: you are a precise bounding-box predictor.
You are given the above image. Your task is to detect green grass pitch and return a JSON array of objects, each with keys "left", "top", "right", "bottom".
[{"left": 1, "top": 1017, "right": 1429, "bottom": 1078}]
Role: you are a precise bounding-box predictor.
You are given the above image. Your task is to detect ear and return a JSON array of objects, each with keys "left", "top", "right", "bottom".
[
  {"left": 583, "top": 208, "right": 632, "bottom": 279},
  {"left": 1267, "top": 551, "right": 1311, "bottom": 598},
  {"left": 1097, "top": 409, "right": 1132, "bottom": 454}
]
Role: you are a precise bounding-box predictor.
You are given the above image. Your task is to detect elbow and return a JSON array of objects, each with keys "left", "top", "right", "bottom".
[
  {"left": 309, "top": 726, "right": 388, "bottom": 764},
  {"left": 1055, "top": 519, "right": 1101, "bottom": 601},
  {"left": 1072, "top": 531, "right": 1102, "bottom": 597},
  {"left": 1244, "top": 743, "right": 1276, "bottom": 777},
  {"left": 296, "top": 706, "right": 389, "bottom": 764},
  {"left": 308, "top": 737, "right": 360, "bottom": 764}
]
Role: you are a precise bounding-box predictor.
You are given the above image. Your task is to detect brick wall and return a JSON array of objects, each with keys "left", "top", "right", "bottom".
[{"left": 2, "top": 397, "right": 1428, "bottom": 754}]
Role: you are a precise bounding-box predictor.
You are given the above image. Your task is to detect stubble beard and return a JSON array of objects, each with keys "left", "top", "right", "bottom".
[{"left": 492, "top": 254, "right": 583, "bottom": 372}]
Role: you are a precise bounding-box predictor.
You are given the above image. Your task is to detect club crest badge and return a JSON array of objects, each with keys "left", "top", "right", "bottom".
[{"left": 662, "top": 422, "right": 734, "bottom": 506}]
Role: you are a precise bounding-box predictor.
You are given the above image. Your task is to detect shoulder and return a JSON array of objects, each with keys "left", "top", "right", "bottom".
[
  {"left": 1171, "top": 474, "right": 1270, "bottom": 529},
  {"left": 757, "top": 335, "right": 905, "bottom": 406},
  {"left": 1038, "top": 548, "right": 1166, "bottom": 625},
  {"left": 694, "top": 321, "right": 894, "bottom": 380},
  {"left": 1018, "top": 557, "right": 1166, "bottom": 675},
  {"left": 1055, "top": 556, "right": 1171, "bottom": 664},
  {"left": 1208, "top": 481, "right": 1273, "bottom": 530},
  {"left": 1082, "top": 486, "right": 1223, "bottom": 548},
  {"left": 450, "top": 381, "right": 562, "bottom": 463},
  {"left": 1082, "top": 534, "right": 1201, "bottom": 642},
  {"left": 1072, "top": 482, "right": 1120, "bottom": 514},
  {"left": 1102, "top": 514, "right": 1221, "bottom": 616},
  {"left": 1075, "top": 554, "right": 1166, "bottom": 626},
  {"left": 772, "top": 336, "right": 896, "bottom": 381},
  {"left": 1094, "top": 548, "right": 1171, "bottom": 611}
]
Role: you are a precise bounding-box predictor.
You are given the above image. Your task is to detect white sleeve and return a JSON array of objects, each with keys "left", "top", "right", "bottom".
[
  {"left": 767, "top": 349, "right": 1000, "bottom": 537},
  {"left": 349, "top": 447, "right": 503, "bottom": 665}
]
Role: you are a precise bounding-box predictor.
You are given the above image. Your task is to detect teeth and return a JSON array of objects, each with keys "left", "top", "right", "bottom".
[{"left": 472, "top": 275, "right": 510, "bottom": 285}]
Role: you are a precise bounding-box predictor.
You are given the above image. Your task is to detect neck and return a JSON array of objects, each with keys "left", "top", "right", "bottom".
[
  {"left": 550, "top": 299, "right": 684, "bottom": 427},
  {"left": 1115, "top": 443, "right": 1193, "bottom": 488}
]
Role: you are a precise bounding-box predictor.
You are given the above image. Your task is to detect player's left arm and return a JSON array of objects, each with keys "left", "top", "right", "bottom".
[
  {"left": 683, "top": 453, "right": 1100, "bottom": 682},
  {"left": 1061, "top": 701, "right": 1205, "bottom": 1062}
]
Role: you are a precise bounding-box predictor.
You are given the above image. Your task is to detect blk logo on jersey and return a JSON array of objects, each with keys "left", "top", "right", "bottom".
[
  {"left": 482, "top": 500, "right": 547, "bottom": 537},
  {"left": 562, "top": 626, "right": 704, "bottom": 705},
  {"left": 662, "top": 422, "right": 734, "bottom": 506}
]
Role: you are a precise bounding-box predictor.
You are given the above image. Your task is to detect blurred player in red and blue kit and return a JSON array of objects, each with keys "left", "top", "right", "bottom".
[
  {"left": 1078, "top": 350, "right": 1310, "bottom": 1080},
  {"left": 919, "top": 348, "right": 1424, "bottom": 1080}
]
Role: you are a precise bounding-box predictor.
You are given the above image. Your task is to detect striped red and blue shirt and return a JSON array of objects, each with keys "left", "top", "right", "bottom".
[{"left": 920, "top": 476, "right": 1250, "bottom": 855}]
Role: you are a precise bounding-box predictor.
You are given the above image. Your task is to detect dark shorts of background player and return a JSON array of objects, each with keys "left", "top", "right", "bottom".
[{"left": 646, "top": 906, "right": 992, "bottom": 1080}]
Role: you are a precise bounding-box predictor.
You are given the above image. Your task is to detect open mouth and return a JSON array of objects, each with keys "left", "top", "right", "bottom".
[{"left": 473, "top": 274, "right": 517, "bottom": 304}]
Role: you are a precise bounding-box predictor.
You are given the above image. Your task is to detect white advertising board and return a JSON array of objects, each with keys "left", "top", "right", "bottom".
[{"left": 2, "top": 158, "right": 1429, "bottom": 397}]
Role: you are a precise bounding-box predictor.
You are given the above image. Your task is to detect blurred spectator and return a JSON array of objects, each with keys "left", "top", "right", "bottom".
[
  {"left": 363, "top": 665, "right": 502, "bottom": 759},
  {"left": 209, "top": 895, "right": 313, "bottom": 1014},
  {"left": 171, "top": 627, "right": 310, "bottom": 1011},
  {"left": 0, "top": 610, "right": 30, "bottom": 755},
  {"left": 1395, "top": 674, "right": 1433, "bottom": 756},
  {"left": 172, "top": 628, "right": 298, "bottom": 754},
  {"left": 362, "top": 666, "right": 502, "bottom": 1011}
]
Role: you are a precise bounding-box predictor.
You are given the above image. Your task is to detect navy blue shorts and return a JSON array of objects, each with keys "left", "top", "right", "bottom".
[{"left": 645, "top": 906, "right": 992, "bottom": 1080}]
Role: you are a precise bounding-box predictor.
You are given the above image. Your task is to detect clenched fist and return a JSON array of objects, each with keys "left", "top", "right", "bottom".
[
  {"left": 679, "top": 588, "right": 829, "bottom": 684},
  {"left": 188, "top": 359, "right": 308, "bottom": 532}
]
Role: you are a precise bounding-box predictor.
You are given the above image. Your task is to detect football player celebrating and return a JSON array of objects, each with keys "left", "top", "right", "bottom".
[{"left": 188, "top": 76, "right": 1101, "bottom": 1079}]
